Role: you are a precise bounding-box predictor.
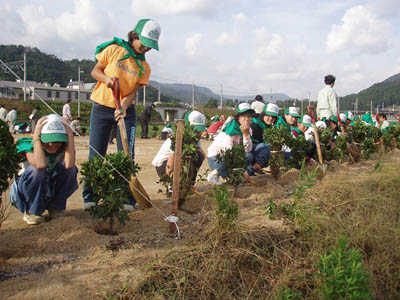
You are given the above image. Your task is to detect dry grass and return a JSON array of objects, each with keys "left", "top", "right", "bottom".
[{"left": 112, "top": 151, "right": 400, "bottom": 300}]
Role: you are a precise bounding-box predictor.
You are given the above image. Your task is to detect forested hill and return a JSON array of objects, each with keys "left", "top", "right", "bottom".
[
  {"left": 340, "top": 73, "right": 400, "bottom": 111},
  {"left": 0, "top": 45, "right": 95, "bottom": 86}
]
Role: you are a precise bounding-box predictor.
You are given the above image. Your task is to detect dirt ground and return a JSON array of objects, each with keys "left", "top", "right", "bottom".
[{"left": 0, "top": 135, "right": 388, "bottom": 299}]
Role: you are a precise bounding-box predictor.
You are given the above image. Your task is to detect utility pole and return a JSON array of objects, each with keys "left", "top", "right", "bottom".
[
  {"left": 301, "top": 98, "right": 304, "bottom": 115},
  {"left": 308, "top": 91, "right": 311, "bottom": 106},
  {"left": 370, "top": 100, "right": 372, "bottom": 113},
  {"left": 78, "top": 65, "right": 84, "bottom": 117},
  {"left": 220, "top": 83, "right": 223, "bottom": 109},
  {"left": 23, "top": 53, "right": 26, "bottom": 102},
  {"left": 356, "top": 97, "right": 358, "bottom": 114},
  {"left": 158, "top": 86, "right": 161, "bottom": 103},
  {"left": 143, "top": 85, "right": 146, "bottom": 106},
  {"left": 270, "top": 88, "right": 272, "bottom": 103},
  {"left": 192, "top": 81, "right": 195, "bottom": 109},
  {"left": 338, "top": 96, "right": 340, "bottom": 113}
]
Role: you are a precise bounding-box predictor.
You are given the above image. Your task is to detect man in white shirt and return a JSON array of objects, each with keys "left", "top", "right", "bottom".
[
  {"left": 5, "top": 107, "right": 17, "bottom": 133},
  {"left": 62, "top": 100, "right": 72, "bottom": 122},
  {"left": 251, "top": 95, "right": 265, "bottom": 116},
  {"left": 317, "top": 75, "right": 338, "bottom": 120},
  {"left": 0, "top": 105, "right": 7, "bottom": 121}
]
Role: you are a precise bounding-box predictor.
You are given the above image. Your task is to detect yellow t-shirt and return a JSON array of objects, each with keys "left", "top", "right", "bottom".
[{"left": 90, "top": 44, "right": 151, "bottom": 108}]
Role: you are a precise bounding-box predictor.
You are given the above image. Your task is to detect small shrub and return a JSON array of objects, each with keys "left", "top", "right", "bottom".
[
  {"left": 216, "top": 144, "right": 247, "bottom": 193},
  {"left": 212, "top": 185, "right": 238, "bottom": 229},
  {"left": 80, "top": 152, "right": 140, "bottom": 233},
  {"left": 264, "top": 126, "right": 290, "bottom": 179},
  {"left": 315, "top": 236, "right": 374, "bottom": 300}
]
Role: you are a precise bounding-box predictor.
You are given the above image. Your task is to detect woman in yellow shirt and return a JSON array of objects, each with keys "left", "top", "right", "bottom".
[{"left": 83, "top": 19, "right": 161, "bottom": 210}]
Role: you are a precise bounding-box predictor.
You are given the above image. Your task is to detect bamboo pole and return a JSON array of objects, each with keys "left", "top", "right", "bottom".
[{"left": 170, "top": 120, "right": 184, "bottom": 233}]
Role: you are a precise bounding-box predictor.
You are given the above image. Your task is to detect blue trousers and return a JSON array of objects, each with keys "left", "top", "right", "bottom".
[
  {"left": 11, "top": 164, "right": 78, "bottom": 216},
  {"left": 208, "top": 156, "right": 228, "bottom": 178},
  {"left": 82, "top": 102, "right": 137, "bottom": 205},
  {"left": 246, "top": 143, "right": 270, "bottom": 174}
]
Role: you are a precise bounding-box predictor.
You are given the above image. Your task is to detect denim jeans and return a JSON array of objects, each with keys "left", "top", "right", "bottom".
[
  {"left": 246, "top": 143, "right": 270, "bottom": 174},
  {"left": 208, "top": 156, "right": 227, "bottom": 178},
  {"left": 11, "top": 163, "right": 78, "bottom": 216},
  {"left": 83, "top": 102, "right": 137, "bottom": 205}
]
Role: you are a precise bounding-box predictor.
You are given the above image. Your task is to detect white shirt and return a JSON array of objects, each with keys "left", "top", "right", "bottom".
[
  {"left": 251, "top": 101, "right": 265, "bottom": 114},
  {"left": 152, "top": 138, "right": 174, "bottom": 167},
  {"left": 208, "top": 131, "right": 252, "bottom": 158},
  {"left": 152, "top": 138, "right": 202, "bottom": 167},
  {"left": 0, "top": 107, "right": 7, "bottom": 121},
  {"left": 317, "top": 85, "right": 337, "bottom": 119},
  {"left": 62, "top": 103, "right": 72, "bottom": 120},
  {"left": 304, "top": 127, "right": 314, "bottom": 142},
  {"left": 5, "top": 109, "right": 17, "bottom": 122}
]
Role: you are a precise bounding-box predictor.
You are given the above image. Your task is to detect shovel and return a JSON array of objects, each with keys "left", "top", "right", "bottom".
[
  {"left": 308, "top": 106, "right": 327, "bottom": 177},
  {"left": 112, "top": 78, "right": 152, "bottom": 209}
]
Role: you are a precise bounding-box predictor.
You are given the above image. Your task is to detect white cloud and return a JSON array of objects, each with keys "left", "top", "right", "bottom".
[
  {"left": 326, "top": 5, "right": 392, "bottom": 54},
  {"left": 216, "top": 12, "right": 246, "bottom": 46},
  {"left": 131, "top": 0, "right": 218, "bottom": 17},
  {"left": 343, "top": 62, "right": 360, "bottom": 72},
  {"left": 55, "top": 0, "right": 104, "bottom": 41},
  {"left": 185, "top": 33, "right": 203, "bottom": 57}
]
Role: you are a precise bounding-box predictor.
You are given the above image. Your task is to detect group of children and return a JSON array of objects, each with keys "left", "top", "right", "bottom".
[{"left": 153, "top": 100, "right": 395, "bottom": 188}]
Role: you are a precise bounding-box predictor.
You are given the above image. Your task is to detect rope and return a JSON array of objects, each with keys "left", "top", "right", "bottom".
[{"left": 8, "top": 70, "right": 181, "bottom": 239}]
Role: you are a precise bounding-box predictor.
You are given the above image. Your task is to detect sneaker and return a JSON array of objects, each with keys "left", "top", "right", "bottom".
[
  {"left": 207, "top": 174, "right": 222, "bottom": 185},
  {"left": 48, "top": 209, "right": 66, "bottom": 219},
  {"left": 83, "top": 202, "right": 95, "bottom": 210},
  {"left": 23, "top": 212, "right": 45, "bottom": 225},
  {"left": 123, "top": 204, "right": 134, "bottom": 212}
]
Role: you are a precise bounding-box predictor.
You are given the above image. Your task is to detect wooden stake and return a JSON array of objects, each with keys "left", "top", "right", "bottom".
[{"left": 170, "top": 120, "right": 184, "bottom": 234}]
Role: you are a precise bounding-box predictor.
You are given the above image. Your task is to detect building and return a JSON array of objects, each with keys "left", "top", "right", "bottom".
[{"left": 0, "top": 80, "right": 94, "bottom": 102}]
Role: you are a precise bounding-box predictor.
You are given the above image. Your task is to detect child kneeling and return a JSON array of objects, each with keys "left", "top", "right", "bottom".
[
  {"left": 10, "top": 114, "right": 78, "bottom": 225},
  {"left": 207, "top": 103, "right": 254, "bottom": 185}
]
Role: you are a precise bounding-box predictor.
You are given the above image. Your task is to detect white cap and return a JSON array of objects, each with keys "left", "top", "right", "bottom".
[
  {"left": 264, "top": 103, "right": 279, "bottom": 116},
  {"left": 188, "top": 111, "right": 206, "bottom": 132},
  {"left": 339, "top": 113, "right": 347, "bottom": 123},
  {"left": 316, "top": 120, "right": 327, "bottom": 129}
]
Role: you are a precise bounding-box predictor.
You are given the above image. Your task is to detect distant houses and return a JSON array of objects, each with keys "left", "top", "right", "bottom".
[{"left": 0, "top": 79, "right": 95, "bottom": 102}]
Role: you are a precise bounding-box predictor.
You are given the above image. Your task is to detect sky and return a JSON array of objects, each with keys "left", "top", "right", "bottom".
[{"left": 1, "top": 0, "right": 400, "bottom": 100}]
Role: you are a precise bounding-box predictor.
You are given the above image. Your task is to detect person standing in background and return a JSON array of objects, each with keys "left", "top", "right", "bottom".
[
  {"left": 5, "top": 107, "right": 17, "bottom": 134},
  {"left": 251, "top": 95, "right": 265, "bottom": 117},
  {"left": 317, "top": 74, "right": 338, "bottom": 120},
  {"left": 0, "top": 105, "right": 7, "bottom": 121},
  {"left": 139, "top": 103, "right": 156, "bottom": 138},
  {"left": 62, "top": 99, "right": 72, "bottom": 122}
]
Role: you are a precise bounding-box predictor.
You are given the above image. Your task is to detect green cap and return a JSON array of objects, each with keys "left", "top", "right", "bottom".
[
  {"left": 134, "top": 19, "right": 161, "bottom": 51},
  {"left": 264, "top": 103, "right": 279, "bottom": 117},
  {"left": 284, "top": 107, "right": 300, "bottom": 117},
  {"left": 299, "top": 115, "right": 312, "bottom": 127},
  {"left": 329, "top": 115, "right": 339, "bottom": 125},
  {"left": 40, "top": 114, "right": 68, "bottom": 143},
  {"left": 236, "top": 103, "right": 255, "bottom": 115}
]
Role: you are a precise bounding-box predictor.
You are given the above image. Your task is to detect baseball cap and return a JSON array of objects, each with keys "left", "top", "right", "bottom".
[
  {"left": 41, "top": 114, "right": 68, "bottom": 143},
  {"left": 329, "top": 115, "right": 339, "bottom": 125},
  {"left": 264, "top": 103, "right": 279, "bottom": 117},
  {"left": 339, "top": 113, "right": 347, "bottom": 123},
  {"left": 187, "top": 111, "right": 206, "bottom": 133},
  {"left": 134, "top": 19, "right": 161, "bottom": 51},
  {"left": 236, "top": 103, "right": 255, "bottom": 115},
  {"left": 299, "top": 115, "right": 312, "bottom": 127},
  {"left": 284, "top": 107, "right": 300, "bottom": 118},
  {"left": 344, "top": 111, "right": 354, "bottom": 121}
]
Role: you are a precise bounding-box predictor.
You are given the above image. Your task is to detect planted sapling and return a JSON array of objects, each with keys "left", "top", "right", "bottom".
[{"left": 81, "top": 152, "right": 140, "bottom": 234}]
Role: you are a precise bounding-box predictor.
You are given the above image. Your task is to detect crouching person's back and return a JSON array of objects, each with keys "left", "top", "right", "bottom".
[{"left": 10, "top": 114, "right": 78, "bottom": 225}]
